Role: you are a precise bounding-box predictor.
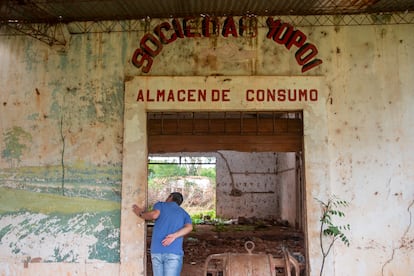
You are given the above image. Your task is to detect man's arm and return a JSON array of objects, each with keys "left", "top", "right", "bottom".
[
  {"left": 162, "top": 223, "right": 193, "bottom": 246},
  {"left": 132, "top": 204, "right": 160, "bottom": 220}
]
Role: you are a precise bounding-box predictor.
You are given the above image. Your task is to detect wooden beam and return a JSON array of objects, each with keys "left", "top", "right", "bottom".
[
  {"left": 148, "top": 118, "right": 302, "bottom": 135},
  {"left": 148, "top": 134, "right": 302, "bottom": 153}
]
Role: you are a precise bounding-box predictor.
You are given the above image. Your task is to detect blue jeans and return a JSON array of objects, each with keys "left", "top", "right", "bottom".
[{"left": 151, "top": 253, "right": 183, "bottom": 276}]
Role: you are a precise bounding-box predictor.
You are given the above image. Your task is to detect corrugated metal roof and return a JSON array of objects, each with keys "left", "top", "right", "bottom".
[{"left": 1, "top": 0, "right": 414, "bottom": 24}]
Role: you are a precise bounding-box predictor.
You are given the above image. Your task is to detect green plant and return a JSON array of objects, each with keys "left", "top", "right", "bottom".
[
  {"left": 316, "top": 196, "right": 350, "bottom": 276},
  {"left": 213, "top": 218, "right": 226, "bottom": 233},
  {"left": 190, "top": 210, "right": 216, "bottom": 224},
  {"left": 191, "top": 221, "right": 197, "bottom": 232},
  {"left": 202, "top": 210, "right": 216, "bottom": 220}
]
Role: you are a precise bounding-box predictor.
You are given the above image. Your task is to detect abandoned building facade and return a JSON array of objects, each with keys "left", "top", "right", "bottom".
[{"left": 0, "top": 4, "right": 414, "bottom": 276}]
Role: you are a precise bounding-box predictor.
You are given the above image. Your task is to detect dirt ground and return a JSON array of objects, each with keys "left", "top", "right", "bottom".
[{"left": 146, "top": 224, "right": 306, "bottom": 276}]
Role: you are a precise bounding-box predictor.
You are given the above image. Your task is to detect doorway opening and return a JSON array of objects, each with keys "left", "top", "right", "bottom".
[
  {"left": 146, "top": 111, "right": 306, "bottom": 275},
  {"left": 147, "top": 155, "right": 217, "bottom": 219}
]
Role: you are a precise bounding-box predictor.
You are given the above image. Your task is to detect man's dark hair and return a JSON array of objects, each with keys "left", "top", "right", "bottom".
[{"left": 170, "top": 192, "right": 184, "bottom": 205}]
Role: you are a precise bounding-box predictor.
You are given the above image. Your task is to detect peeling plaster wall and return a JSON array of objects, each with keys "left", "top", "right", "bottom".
[
  {"left": 0, "top": 14, "right": 413, "bottom": 276},
  {"left": 0, "top": 32, "right": 125, "bottom": 271},
  {"left": 321, "top": 24, "right": 414, "bottom": 275},
  {"left": 278, "top": 152, "right": 298, "bottom": 228},
  {"left": 215, "top": 151, "right": 298, "bottom": 224},
  {"left": 216, "top": 151, "right": 280, "bottom": 219}
]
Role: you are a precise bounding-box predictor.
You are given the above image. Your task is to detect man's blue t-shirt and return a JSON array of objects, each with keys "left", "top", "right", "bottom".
[{"left": 150, "top": 201, "right": 192, "bottom": 255}]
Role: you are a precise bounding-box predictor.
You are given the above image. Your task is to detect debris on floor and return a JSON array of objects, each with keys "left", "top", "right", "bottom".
[{"left": 146, "top": 220, "right": 306, "bottom": 276}]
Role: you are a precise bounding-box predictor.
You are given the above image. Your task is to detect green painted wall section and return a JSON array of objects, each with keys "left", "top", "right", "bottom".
[{"left": 0, "top": 31, "right": 125, "bottom": 262}]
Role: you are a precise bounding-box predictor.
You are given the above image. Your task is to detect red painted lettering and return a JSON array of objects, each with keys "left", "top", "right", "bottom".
[
  {"left": 136, "top": 89, "right": 145, "bottom": 101},
  {"left": 140, "top": 33, "right": 162, "bottom": 57},
  {"left": 202, "top": 16, "right": 220, "bottom": 37},
  {"left": 154, "top": 22, "right": 177, "bottom": 44},
  {"left": 288, "top": 90, "right": 297, "bottom": 101},
  {"left": 198, "top": 89, "right": 207, "bottom": 101},
  {"left": 132, "top": 16, "right": 323, "bottom": 74},
  {"left": 302, "top": 59, "right": 323, "bottom": 73},
  {"left": 157, "top": 90, "right": 166, "bottom": 101},
  {"left": 277, "top": 90, "right": 286, "bottom": 101},
  {"left": 295, "top": 43, "right": 318, "bottom": 66},
  {"left": 257, "top": 89, "right": 265, "bottom": 101},
  {"left": 266, "top": 18, "right": 281, "bottom": 39},
  {"left": 146, "top": 89, "right": 154, "bottom": 101},
  {"left": 172, "top": 18, "right": 185, "bottom": 38},
  {"left": 239, "top": 16, "right": 258, "bottom": 38},
  {"left": 273, "top": 22, "right": 293, "bottom": 45},
  {"left": 211, "top": 89, "right": 220, "bottom": 101},
  {"left": 266, "top": 17, "right": 322, "bottom": 73},
  {"left": 131, "top": 48, "right": 153, "bottom": 73},
  {"left": 222, "top": 17, "right": 238, "bottom": 37},
  {"left": 176, "top": 89, "right": 185, "bottom": 101},
  {"left": 246, "top": 89, "right": 254, "bottom": 101},
  {"left": 267, "top": 90, "right": 276, "bottom": 101},
  {"left": 298, "top": 89, "right": 307, "bottom": 101},
  {"left": 310, "top": 89, "right": 318, "bottom": 101},
  {"left": 183, "top": 17, "right": 201, "bottom": 38},
  {"left": 167, "top": 90, "right": 175, "bottom": 101},
  {"left": 187, "top": 89, "right": 195, "bottom": 101},
  {"left": 222, "top": 89, "right": 230, "bottom": 101},
  {"left": 285, "top": 30, "right": 306, "bottom": 50}
]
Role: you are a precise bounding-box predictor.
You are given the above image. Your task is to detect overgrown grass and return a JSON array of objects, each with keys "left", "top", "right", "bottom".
[{"left": 190, "top": 209, "right": 216, "bottom": 224}]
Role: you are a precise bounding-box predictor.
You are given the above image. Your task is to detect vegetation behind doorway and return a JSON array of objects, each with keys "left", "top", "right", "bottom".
[{"left": 148, "top": 155, "right": 217, "bottom": 219}]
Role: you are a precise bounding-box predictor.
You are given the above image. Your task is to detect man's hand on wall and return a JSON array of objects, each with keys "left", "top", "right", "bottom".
[{"left": 132, "top": 204, "right": 144, "bottom": 217}]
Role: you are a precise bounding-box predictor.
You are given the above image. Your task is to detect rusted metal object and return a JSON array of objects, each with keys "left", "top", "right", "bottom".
[
  {"left": 204, "top": 241, "right": 302, "bottom": 276},
  {"left": 204, "top": 241, "right": 297, "bottom": 276},
  {"left": 279, "top": 247, "right": 302, "bottom": 276}
]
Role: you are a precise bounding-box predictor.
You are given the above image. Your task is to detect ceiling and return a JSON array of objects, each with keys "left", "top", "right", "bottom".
[{"left": 1, "top": 0, "right": 414, "bottom": 24}]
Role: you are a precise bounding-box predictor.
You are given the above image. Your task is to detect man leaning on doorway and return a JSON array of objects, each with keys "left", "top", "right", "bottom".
[{"left": 133, "top": 192, "right": 193, "bottom": 276}]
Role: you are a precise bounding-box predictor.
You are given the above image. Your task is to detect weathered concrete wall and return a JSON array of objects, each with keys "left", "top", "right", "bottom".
[
  {"left": 0, "top": 262, "right": 119, "bottom": 276},
  {"left": 320, "top": 23, "right": 414, "bottom": 276},
  {"left": 0, "top": 13, "right": 413, "bottom": 276},
  {"left": 215, "top": 151, "right": 298, "bottom": 225},
  {"left": 216, "top": 151, "right": 281, "bottom": 219},
  {"left": 278, "top": 152, "right": 299, "bottom": 228},
  {"left": 0, "top": 30, "right": 125, "bottom": 269}
]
